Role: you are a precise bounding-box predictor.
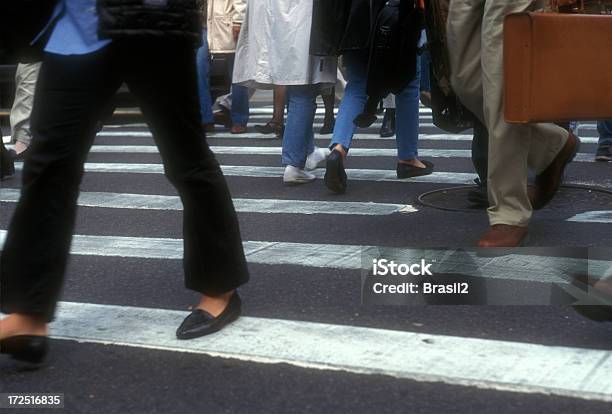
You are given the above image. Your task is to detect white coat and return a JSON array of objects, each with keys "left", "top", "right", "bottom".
[{"left": 232, "top": 0, "right": 337, "bottom": 88}]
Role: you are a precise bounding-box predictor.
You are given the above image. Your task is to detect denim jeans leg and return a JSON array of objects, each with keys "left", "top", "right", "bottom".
[
  {"left": 597, "top": 120, "right": 612, "bottom": 145},
  {"left": 231, "top": 84, "right": 250, "bottom": 127},
  {"left": 196, "top": 29, "right": 214, "bottom": 124},
  {"left": 282, "top": 85, "right": 318, "bottom": 168},
  {"left": 395, "top": 55, "right": 421, "bottom": 160},
  {"left": 330, "top": 50, "right": 369, "bottom": 151}
]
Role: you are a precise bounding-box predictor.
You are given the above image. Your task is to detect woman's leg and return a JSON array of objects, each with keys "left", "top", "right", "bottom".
[
  {"left": 230, "top": 83, "right": 250, "bottom": 129},
  {"left": 395, "top": 55, "right": 434, "bottom": 177},
  {"left": 282, "top": 85, "right": 318, "bottom": 168},
  {"left": 329, "top": 50, "right": 369, "bottom": 154},
  {"left": 255, "top": 85, "right": 286, "bottom": 136},
  {"left": 0, "top": 49, "right": 120, "bottom": 334},
  {"left": 123, "top": 41, "right": 249, "bottom": 310},
  {"left": 272, "top": 85, "right": 287, "bottom": 125},
  {"left": 395, "top": 56, "right": 423, "bottom": 164},
  {"left": 281, "top": 85, "right": 319, "bottom": 184}
]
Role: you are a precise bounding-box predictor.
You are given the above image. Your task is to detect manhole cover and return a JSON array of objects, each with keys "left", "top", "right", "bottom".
[{"left": 418, "top": 185, "right": 612, "bottom": 214}]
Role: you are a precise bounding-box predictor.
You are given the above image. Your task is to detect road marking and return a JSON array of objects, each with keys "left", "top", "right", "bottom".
[
  {"left": 14, "top": 162, "right": 477, "bottom": 184},
  {"left": 567, "top": 211, "right": 612, "bottom": 224},
  {"left": 94, "top": 126, "right": 449, "bottom": 138},
  {"left": 92, "top": 130, "right": 602, "bottom": 144},
  {"left": 0, "top": 188, "right": 412, "bottom": 216},
  {"left": 248, "top": 107, "right": 434, "bottom": 115},
  {"left": 36, "top": 301, "right": 612, "bottom": 402},
  {"left": 0, "top": 230, "right": 608, "bottom": 282},
  {"left": 77, "top": 145, "right": 598, "bottom": 163}
]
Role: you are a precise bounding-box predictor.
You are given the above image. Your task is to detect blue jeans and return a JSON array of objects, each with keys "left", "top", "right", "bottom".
[
  {"left": 231, "top": 83, "right": 250, "bottom": 127},
  {"left": 395, "top": 57, "right": 421, "bottom": 160},
  {"left": 196, "top": 30, "right": 214, "bottom": 124},
  {"left": 598, "top": 120, "right": 612, "bottom": 145},
  {"left": 282, "top": 85, "right": 317, "bottom": 168},
  {"left": 330, "top": 50, "right": 369, "bottom": 151},
  {"left": 331, "top": 50, "right": 421, "bottom": 160}
]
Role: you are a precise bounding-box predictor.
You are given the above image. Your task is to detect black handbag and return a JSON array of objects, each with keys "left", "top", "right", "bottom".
[
  {"left": 354, "top": 0, "right": 423, "bottom": 128},
  {"left": 423, "top": 0, "right": 474, "bottom": 133}
]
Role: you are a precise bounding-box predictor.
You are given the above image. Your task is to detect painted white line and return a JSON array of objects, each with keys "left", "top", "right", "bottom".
[
  {"left": 248, "top": 108, "right": 433, "bottom": 115},
  {"left": 567, "top": 211, "right": 612, "bottom": 224},
  {"left": 41, "top": 301, "right": 612, "bottom": 402},
  {"left": 93, "top": 131, "right": 602, "bottom": 144},
  {"left": 0, "top": 230, "right": 608, "bottom": 281},
  {"left": 14, "top": 162, "right": 478, "bottom": 184},
  {"left": 0, "top": 188, "right": 412, "bottom": 216},
  {"left": 80, "top": 145, "right": 598, "bottom": 163}
]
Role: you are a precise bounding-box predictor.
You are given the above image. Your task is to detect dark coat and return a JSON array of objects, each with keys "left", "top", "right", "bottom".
[
  {"left": 0, "top": 0, "right": 58, "bottom": 62},
  {"left": 310, "top": 0, "right": 387, "bottom": 57},
  {"left": 97, "top": 0, "right": 203, "bottom": 47}
]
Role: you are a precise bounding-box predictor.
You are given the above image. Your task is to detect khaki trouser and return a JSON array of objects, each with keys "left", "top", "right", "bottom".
[
  {"left": 447, "top": 0, "right": 568, "bottom": 227},
  {"left": 10, "top": 62, "right": 41, "bottom": 146}
]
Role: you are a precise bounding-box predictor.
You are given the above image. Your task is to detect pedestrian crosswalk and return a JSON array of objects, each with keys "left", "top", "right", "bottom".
[
  {"left": 1, "top": 104, "right": 611, "bottom": 405},
  {"left": 48, "top": 301, "right": 612, "bottom": 403}
]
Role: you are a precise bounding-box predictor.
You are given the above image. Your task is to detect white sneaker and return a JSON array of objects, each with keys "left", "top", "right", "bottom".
[
  {"left": 305, "top": 147, "right": 331, "bottom": 171},
  {"left": 283, "top": 165, "right": 316, "bottom": 185}
]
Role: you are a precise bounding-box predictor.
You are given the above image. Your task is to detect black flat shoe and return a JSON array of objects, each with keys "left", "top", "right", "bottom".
[
  {"left": 324, "top": 149, "right": 347, "bottom": 193},
  {"left": 0, "top": 335, "right": 48, "bottom": 364},
  {"left": 254, "top": 122, "right": 284, "bottom": 138},
  {"left": 176, "top": 293, "right": 242, "bottom": 340},
  {"left": 379, "top": 109, "right": 396, "bottom": 137},
  {"left": 319, "top": 117, "right": 335, "bottom": 135},
  {"left": 396, "top": 160, "right": 434, "bottom": 179}
]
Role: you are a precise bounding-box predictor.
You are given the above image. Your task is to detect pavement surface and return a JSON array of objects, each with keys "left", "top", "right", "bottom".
[{"left": 1, "top": 92, "right": 611, "bottom": 414}]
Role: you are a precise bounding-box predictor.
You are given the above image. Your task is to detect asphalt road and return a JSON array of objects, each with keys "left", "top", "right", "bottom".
[{"left": 1, "top": 95, "right": 611, "bottom": 414}]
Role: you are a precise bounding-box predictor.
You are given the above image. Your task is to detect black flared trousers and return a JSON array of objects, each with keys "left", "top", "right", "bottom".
[{"left": 1, "top": 40, "right": 249, "bottom": 321}]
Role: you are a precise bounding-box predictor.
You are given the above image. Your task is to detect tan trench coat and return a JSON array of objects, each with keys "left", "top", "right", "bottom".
[{"left": 207, "top": 0, "right": 247, "bottom": 53}]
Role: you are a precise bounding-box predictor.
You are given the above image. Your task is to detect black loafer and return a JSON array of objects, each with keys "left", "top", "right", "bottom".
[
  {"left": 396, "top": 160, "right": 434, "bottom": 179},
  {"left": 176, "top": 293, "right": 242, "bottom": 340},
  {"left": 0, "top": 335, "right": 48, "bottom": 364},
  {"left": 324, "top": 149, "right": 347, "bottom": 193}
]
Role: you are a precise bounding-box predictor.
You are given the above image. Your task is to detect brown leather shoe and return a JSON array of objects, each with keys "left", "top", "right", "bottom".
[
  {"left": 531, "top": 131, "right": 580, "bottom": 210},
  {"left": 478, "top": 224, "right": 528, "bottom": 248},
  {"left": 230, "top": 125, "right": 248, "bottom": 134}
]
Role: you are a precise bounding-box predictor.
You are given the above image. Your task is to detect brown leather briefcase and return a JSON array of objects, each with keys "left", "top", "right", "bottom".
[{"left": 503, "top": 12, "right": 612, "bottom": 124}]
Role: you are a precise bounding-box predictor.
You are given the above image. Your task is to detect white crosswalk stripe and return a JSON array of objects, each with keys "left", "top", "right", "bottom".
[
  {"left": 0, "top": 230, "right": 608, "bottom": 282},
  {"left": 0, "top": 188, "right": 415, "bottom": 216},
  {"left": 15, "top": 162, "right": 478, "bottom": 184},
  {"left": 44, "top": 301, "right": 612, "bottom": 403},
  {"left": 52, "top": 144, "right": 599, "bottom": 163},
  {"left": 1, "top": 103, "right": 610, "bottom": 405}
]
